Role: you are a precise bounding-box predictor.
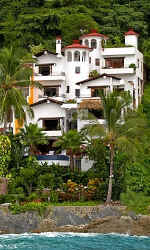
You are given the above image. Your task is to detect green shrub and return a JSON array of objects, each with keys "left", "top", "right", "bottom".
[
  {"left": 49, "top": 190, "right": 59, "bottom": 203},
  {"left": 0, "top": 135, "right": 11, "bottom": 176},
  {"left": 129, "top": 63, "right": 136, "bottom": 70},
  {"left": 0, "top": 193, "right": 25, "bottom": 204},
  {"left": 120, "top": 191, "right": 150, "bottom": 214},
  {"left": 26, "top": 192, "right": 39, "bottom": 202},
  {"left": 10, "top": 201, "right": 48, "bottom": 215}
]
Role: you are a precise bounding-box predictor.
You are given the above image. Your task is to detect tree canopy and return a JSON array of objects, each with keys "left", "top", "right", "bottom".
[{"left": 0, "top": 0, "right": 150, "bottom": 60}]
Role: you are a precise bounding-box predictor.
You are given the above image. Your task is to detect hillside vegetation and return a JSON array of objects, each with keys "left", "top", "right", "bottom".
[{"left": 0, "top": 0, "right": 150, "bottom": 65}]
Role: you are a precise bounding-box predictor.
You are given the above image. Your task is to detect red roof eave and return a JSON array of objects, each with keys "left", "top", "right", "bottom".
[
  {"left": 80, "top": 33, "right": 109, "bottom": 40},
  {"left": 64, "top": 40, "right": 90, "bottom": 50},
  {"left": 76, "top": 74, "right": 121, "bottom": 85},
  {"left": 125, "top": 29, "right": 139, "bottom": 36}
]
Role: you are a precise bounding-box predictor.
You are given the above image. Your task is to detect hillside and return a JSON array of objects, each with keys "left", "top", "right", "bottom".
[{"left": 0, "top": 0, "right": 150, "bottom": 65}]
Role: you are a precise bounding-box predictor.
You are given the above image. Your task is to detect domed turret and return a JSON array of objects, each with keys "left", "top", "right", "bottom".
[
  {"left": 80, "top": 29, "right": 109, "bottom": 50},
  {"left": 79, "top": 29, "right": 108, "bottom": 74},
  {"left": 64, "top": 40, "right": 90, "bottom": 99}
]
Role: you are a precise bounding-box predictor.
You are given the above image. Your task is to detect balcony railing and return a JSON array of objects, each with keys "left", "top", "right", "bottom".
[
  {"left": 36, "top": 154, "right": 70, "bottom": 166},
  {"left": 43, "top": 130, "right": 62, "bottom": 137},
  {"left": 36, "top": 155, "right": 69, "bottom": 161},
  {"left": 34, "top": 72, "right": 65, "bottom": 81},
  {"left": 100, "top": 67, "right": 135, "bottom": 75},
  {"left": 35, "top": 72, "right": 65, "bottom": 76}
]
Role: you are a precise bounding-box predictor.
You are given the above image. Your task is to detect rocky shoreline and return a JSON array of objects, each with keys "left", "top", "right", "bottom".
[{"left": 0, "top": 205, "right": 150, "bottom": 236}]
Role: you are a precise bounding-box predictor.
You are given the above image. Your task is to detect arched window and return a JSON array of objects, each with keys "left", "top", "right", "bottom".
[
  {"left": 85, "top": 39, "right": 89, "bottom": 47},
  {"left": 74, "top": 51, "right": 80, "bottom": 62},
  {"left": 91, "top": 39, "right": 97, "bottom": 49},
  {"left": 82, "top": 51, "right": 86, "bottom": 62},
  {"left": 67, "top": 51, "right": 72, "bottom": 62}
]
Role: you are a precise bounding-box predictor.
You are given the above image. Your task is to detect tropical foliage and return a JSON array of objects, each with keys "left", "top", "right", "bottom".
[
  {"left": 0, "top": 0, "right": 149, "bottom": 67},
  {"left": 18, "top": 123, "right": 49, "bottom": 155},
  {"left": 54, "top": 130, "right": 84, "bottom": 171},
  {"left": 0, "top": 47, "right": 40, "bottom": 130},
  {"left": 83, "top": 90, "right": 149, "bottom": 204},
  {"left": 0, "top": 135, "right": 11, "bottom": 176}
]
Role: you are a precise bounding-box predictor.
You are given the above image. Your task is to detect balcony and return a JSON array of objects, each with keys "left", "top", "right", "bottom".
[
  {"left": 43, "top": 130, "right": 62, "bottom": 137},
  {"left": 100, "top": 67, "right": 135, "bottom": 75},
  {"left": 78, "top": 119, "right": 105, "bottom": 132},
  {"left": 36, "top": 154, "right": 69, "bottom": 166},
  {"left": 34, "top": 72, "right": 65, "bottom": 81}
]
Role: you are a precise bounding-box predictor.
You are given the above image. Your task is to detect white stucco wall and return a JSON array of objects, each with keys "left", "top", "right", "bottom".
[
  {"left": 34, "top": 53, "right": 65, "bottom": 75},
  {"left": 79, "top": 77, "right": 122, "bottom": 98},
  {"left": 27, "top": 101, "right": 65, "bottom": 126},
  {"left": 125, "top": 35, "right": 138, "bottom": 48},
  {"left": 64, "top": 48, "right": 89, "bottom": 99}
]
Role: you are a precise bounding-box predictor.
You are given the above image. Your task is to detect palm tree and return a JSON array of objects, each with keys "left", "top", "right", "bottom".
[
  {"left": 54, "top": 130, "right": 84, "bottom": 171},
  {"left": 18, "top": 123, "right": 49, "bottom": 155},
  {"left": 0, "top": 47, "right": 41, "bottom": 131},
  {"left": 84, "top": 90, "right": 147, "bottom": 204}
]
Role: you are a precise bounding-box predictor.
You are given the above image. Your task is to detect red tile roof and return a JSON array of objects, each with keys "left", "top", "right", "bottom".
[
  {"left": 80, "top": 29, "right": 109, "bottom": 39},
  {"left": 64, "top": 40, "right": 89, "bottom": 50},
  {"left": 125, "top": 29, "right": 139, "bottom": 36},
  {"left": 76, "top": 74, "right": 121, "bottom": 85},
  {"left": 30, "top": 98, "right": 63, "bottom": 107}
]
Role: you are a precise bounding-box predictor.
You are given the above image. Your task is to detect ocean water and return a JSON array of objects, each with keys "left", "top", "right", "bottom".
[{"left": 0, "top": 233, "right": 150, "bottom": 250}]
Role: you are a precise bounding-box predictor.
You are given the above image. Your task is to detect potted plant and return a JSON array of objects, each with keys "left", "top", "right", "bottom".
[{"left": 129, "top": 63, "right": 136, "bottom": 71}]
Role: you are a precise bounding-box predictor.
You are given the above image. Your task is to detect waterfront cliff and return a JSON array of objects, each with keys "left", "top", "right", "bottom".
[{"left": 0, "top": 205, "right": 150, "bottom": 236}]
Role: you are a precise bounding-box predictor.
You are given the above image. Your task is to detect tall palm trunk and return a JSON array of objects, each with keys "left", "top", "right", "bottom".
[
  {"left": 70, "top": 154, "right": 74, "bottom": 172},
  {"left": 106, "top": 144, "right": 114, "bottom": 204},
  {"left": 3, "top": 119, "right": 8, "bottom": 134}
]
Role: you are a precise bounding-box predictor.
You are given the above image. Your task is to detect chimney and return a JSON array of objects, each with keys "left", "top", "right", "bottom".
[{"left": 56, "top": 36, "right": 62, "bottom": 56}]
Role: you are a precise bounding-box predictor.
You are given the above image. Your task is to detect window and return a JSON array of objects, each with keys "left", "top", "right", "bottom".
[
  {"left": 74, "top": 51, "right": 80, "bottom": 61},
  {"left": 44, "top": 87, "right": 58, "bottom": 97},
  {"left": 95, "top": 58, "right": 100, "bottom": 66},
  {"left": 105, "top": 58, "right": 124, "bottom": 68},
  {"left": 91, "top": 88, "right": 99, "bottom": 97},
  {"left": 82, "top": 51, "right": 86, "bottom": 62},
  {"left": 67, "top": 51, "right": 72, "bottom": 62},
  {"left": 43, "top": 119, "right": 60, "bottom": 131},
  {"left": 39, "top": 65, "right": 50, "bottom": 75},
  {"left": 67, "top": 86, "right": 70, "bottom": 93},
  {"left": 75, "top": 89, "right": 80, "bottom": 97},
  {"left": 75, "top": 66, "right": 80, "bottom": 74},
  {"left": 85, "top": 39, "right": 89, "bottom": 47},
  {"left": 114, "top": 87, "right": 124, "bottom": 93},
  {"left": 91, "top": 39, "right": 97, "bottom": 49},
  {"left": 91, "top": 87, "right": 106, "bottom": 97}
]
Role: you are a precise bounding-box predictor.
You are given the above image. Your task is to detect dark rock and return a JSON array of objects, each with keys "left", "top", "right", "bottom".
[
  {"left": 90, "top": 206, "right": 122, "bottom": 219},
  {"left": 0, "top": 210, "right": 40, "bottom": 233},
  {"left": 128, "top": 211, "right": 138, "bottom": 220},
  {"left": 51, "top": 207, "right": 91, "bottom": 226}
]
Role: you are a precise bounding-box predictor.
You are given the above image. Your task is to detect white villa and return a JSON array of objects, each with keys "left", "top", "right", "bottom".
[{"left": 17, "top": 29, "right": 143, "bottom": 169}]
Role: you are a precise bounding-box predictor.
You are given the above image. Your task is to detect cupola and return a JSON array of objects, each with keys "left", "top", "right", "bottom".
[{"left": 125, "top": 29, "right": 139, "bottom": 49}]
